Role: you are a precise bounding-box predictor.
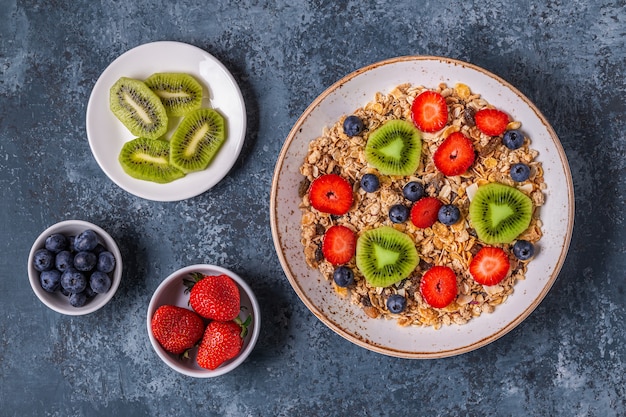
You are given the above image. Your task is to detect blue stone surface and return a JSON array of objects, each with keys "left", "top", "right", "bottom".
[{"left": 1, "top": 0, "right": 625, "bottom": 416}]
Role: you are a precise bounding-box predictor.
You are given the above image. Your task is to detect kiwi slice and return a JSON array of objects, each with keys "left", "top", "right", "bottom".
[
  {"left": 356, "top": 226, "right": 419, "bottom": 287},
  {"left": 364, "top": 119, "right": 422, "bottom": 176},
  {"left": 118, "top": 137, "right": 185, "bottom": 183},
  {"left": 144, "top": 73, "right": 203, "bottom": 117},
  {"left": 169, "top": 108, "right": 226, "bottom": 173},
  {"left": 110, "top": 77, "right": 168, "bottom": 140},
  {"left": 469, "top": 182, "right": 533, "bottom": 244}
]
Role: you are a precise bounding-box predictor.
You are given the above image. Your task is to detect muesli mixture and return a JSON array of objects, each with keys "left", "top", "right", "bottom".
[{"left": 298, "top": 82, "right": 546, "bottom": 329}]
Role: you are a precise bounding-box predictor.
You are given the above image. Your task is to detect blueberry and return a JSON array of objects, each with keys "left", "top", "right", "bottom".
[
  {"left": 360, "top": 173, "right": 380, "bottom": 193},
  {"left": 502, "top": 129, "right": 525, "bottom": 150},
  {"left": 40, "top": 269, "right": 61, "bottom": 292},
  {"left": 333, "top": 266, "right": 354, "bottom": 287},
  {"left": 33, "top": 248, "right": 55, "bottom": 271},
  {"left": 74, "top": 229, "right": 98, "bottom": 252},
  {"left": 438, "top": 204, "right": 461, "bottom": 226},
  {"left": 92, "top": 243, "right": 106, "bottom": 256},
  {"left": 510, "top": 163, "right": 530, "bottom": 182},
  {"left": 343, "top": 115, "right": 365, "bottom": 137},
  {"left": 61, "top": 269, "right": 87, "bottom": 293},
  {"left": 68, "top": 236, "right": 76, "bottom": 252},
  {"left": 386, "top": 294, "right": 407, "bottom": 314},
  {"left": 74, "top": 251, "right": 97, "bottom": 272},
  {"left": 96, "top": 251, "right": 116, "bottom": 273},
  {"left": 44, "top": 233, "right": 68, "bottom": 254},
  {"left": 90, "top": 271, "right": 112, "bottom": 294},
  {"left": 69, "top": 291, "right": 88, "bottom": 308},
  {"left": 402, "top": 181, "right": 425, "bottom": 202},
  {"left": 389, "top": 204, "right": 410, "bottom": 223},
  {"left": 513, "top": 240, "right": 535, "bottom": 260},
  {"left": 55, "top": 250, "right": 74, "bottom": 272}
]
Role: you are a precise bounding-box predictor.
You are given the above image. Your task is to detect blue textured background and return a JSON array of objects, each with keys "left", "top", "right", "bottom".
[{"left": 1, "top": 0, "right": 625, "bottom": 416}]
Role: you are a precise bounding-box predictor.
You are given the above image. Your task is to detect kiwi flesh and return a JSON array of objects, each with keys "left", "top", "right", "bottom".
[
  {"left": 469, "top": 182, "right": 533, "bottom": 244},
  {"left": 118, "top": 137, "right": 185, "bottom": 183},
  {"left": 365, "top": 119, "right": 422, "bottom": 176},
  {"left": 110, "top": 77, "right": 168, "bottom": 140},
  {"left": 169, "top": 108, "right": 226, "bottom": 173},
  {"left": 356, "top": 226, "right": 419, "bottom": 287},
  {"left": 144, "top": 73, "right": 203, "bottom": 117}
]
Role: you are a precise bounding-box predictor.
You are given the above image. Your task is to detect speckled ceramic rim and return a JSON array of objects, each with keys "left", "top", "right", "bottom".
[{"left": 270, "top": 55, "right": 575, "bottom": 358}]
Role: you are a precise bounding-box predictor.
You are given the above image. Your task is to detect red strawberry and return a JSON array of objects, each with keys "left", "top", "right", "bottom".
[
  {"left": 433, "top": 132, "right": 476, "bottom": 176},
  {"left": 322, "top": 225, "right": 356, "bottom": 265},
  {"left": 196, "top": 316, "right": 251, "bottom": 370},
  {"left": 151, "top": 305, "right": 205, "bottom": 355},
  {"left": 308, "top": 174, "right": 354, "bottom": 215},
  {"left": 474, "top": 108, "right": 509, "bottom": 136},
  {"left": 420, "top": 265, "right": 458, "bottom": 308},
  {"left": 184, "top": 273, "right": 240, "bottom": 321},
  {"left": 469, "top": 246, "right": 510, "bottom": 286},
  {"left": 411, "top": 90, "right": 448, "bottom": 133},
  {"left": 410, "top": 197, "right": 443, "bottom": 228}
]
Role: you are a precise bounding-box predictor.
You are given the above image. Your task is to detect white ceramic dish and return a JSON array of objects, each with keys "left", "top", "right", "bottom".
[
  {"left": 27, "top": 220, "right": 123, "bottom": 316},
  {"left": 270, "top": 56, "right": 575, "bottom": 358},
  {"left": 146, "top": 264, "right": 261, "bottom": 377},
  {"left": 86, "top": 41, "right": 246, "bottom": 202}
]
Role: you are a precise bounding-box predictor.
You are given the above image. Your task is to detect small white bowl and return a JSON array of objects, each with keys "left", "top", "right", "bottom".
[
  {"left": 27, "top": 220, "right": 123, "bottom": 315},
  {"left": 146, "top": 264, "right": 261, "bottom": 377}
]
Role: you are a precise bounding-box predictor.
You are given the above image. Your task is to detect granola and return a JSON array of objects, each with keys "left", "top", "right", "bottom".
[{"left": 298, "top": 83, "right": 545, "bottom": 329}]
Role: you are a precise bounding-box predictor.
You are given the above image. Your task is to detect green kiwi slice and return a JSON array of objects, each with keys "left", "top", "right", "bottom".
[
  {"left": 118, "top": 137, "right": 185, "bottom": 183},
  {"left": 364, "top": 119, "right": 422, "bottom": 176},
  {"left": 169, "top": 108, "right": 226, "bottom": 173},
  {"left": 110, "top": 77, "right": 168, "bottom": 140},
  {"left": 356, "top": 226, "right": 419, "bottom": 287},
  {"left": 144, "top": 73, "right": 203, "bottom": 117},
  {"left": 469, "top": 182, "right": 533, "bottom": 244}
]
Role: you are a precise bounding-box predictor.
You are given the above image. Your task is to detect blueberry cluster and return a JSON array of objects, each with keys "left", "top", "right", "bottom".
[{"left": 32, "top": 229, "right": 116, "bottom": 307}]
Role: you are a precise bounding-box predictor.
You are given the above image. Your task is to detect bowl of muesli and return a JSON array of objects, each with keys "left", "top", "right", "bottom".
[{"left": 270, "top": 56, "right": 574, "bottom": 358}]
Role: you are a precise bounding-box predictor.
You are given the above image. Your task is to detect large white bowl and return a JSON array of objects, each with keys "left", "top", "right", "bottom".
[{"left": 270, "top": 56, "right": 575, "bottom": 358}]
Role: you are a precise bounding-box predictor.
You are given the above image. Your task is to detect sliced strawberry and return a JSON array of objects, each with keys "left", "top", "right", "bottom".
[
  {"left": 410, "top": 197, "right": 443, "bottom": 228},
  {"left": 469, "top": 246, "right": 510, "bottom": 286},
  {"left": 308, "top": 174, "right": 354, "bottom": 215},
  {"left": 433, "top": 132, "right": 475, "bottom": 176},
  {"left": 420, "top": 265, "right": 458, "bottom": 308},
  {"left": 411, "top": 90, "right": 448, "bottom": 133},
  {"left": 474, "top": 108, "right": 509, "bottom": 136},
  {"left": 322, "top": 225, "right": 356, "bottom": 265}
]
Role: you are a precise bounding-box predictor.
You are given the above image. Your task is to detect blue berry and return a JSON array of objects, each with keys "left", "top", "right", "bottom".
[
  {"left": 44, "top": 233, "right": 67, "bottom": 253},
  {"left": 69, "top": 291, "right": 88, "bottom": 307},
  {"left": 40, "top": 269, "right": 61, "bottom": 292},
  {"left": 97, "top": 251, "right": 116, "bottom": 273},
  {"left": 33, "top": 248, "right": 55, "bottom": 271},
  {"left": 333, "top": 267, "right": 354, "bottom": 287},
  {"left": 343, "top": 115, "right": 365, "bottom": 137},
  {"left": 513, "top": 240, "right": 535, "bottom": 260},
  {"left": 438, "top": 204, "right": 461, "bottom": 226},
  {"left": 502, "top": 129, "right": 525, "bottom": 150},
  {"left": 510, "top": 163, "right": 530, "bottom": 182},
  {"left": 61, "top": 269, "right": 87, "bottom": 293},
  {"left": 55, "top": 250, "right": 74, "bottom": 272},
  {"left": 90, "top": 271, "right": 112, "bottom": 293},
  {"left": 74, "top": 251, "right": 97, "bottom": 272},
  {"left": 74, "top": 229, "right": 98, "bottom": 252},
  {"left": 360, "top": 173, "right": 380, "bottom": 193},
  {"left": 386, "top": 294, "right": 407, "bottom": 314},
  {"left": 389, "top": 204, "right": 409, "bottom": 223},
  {"left": 402, "top": 181, "right": 425, "bottom": 202}
]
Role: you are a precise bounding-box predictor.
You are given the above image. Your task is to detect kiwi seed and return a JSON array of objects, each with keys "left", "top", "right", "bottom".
[
  {"left": 364, "top": 119, "right": 422, "bottom": 176},
  {"left": 118, "top": 137, "right": 185, "bottom": 184},
  {"left": 144, "top": 72, "right": 203, "bottom": 117}
]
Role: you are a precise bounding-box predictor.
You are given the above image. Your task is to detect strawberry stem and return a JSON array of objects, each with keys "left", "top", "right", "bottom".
[{"left": 235, "top": 314, "right": 252, "bottom": 338}]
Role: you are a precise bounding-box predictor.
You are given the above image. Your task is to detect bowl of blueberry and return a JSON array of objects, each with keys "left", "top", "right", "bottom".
[{"left": 27, "top": 220, "right": 122, "bottom": 315}]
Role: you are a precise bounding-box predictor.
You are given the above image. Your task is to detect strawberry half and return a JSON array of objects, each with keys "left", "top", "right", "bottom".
[
  {"left": 184, "top": 273, "right": 240, "bottom": 321},
  {"left": 469, "top": 246, "right": 511, "bottom": 286},
  {"left": 410, "top": 197, "right": 443, "bottom": 228},
  {"left": 196, "top": 316, "right": 251, "bottom": 370},
  {"left": 474, "top": 108, "right": 510, "bottom": 136},
  {"left": 308, "top": 174, "right": 354, "bottom": 215},
  {"left": 433, "top": 132, "right": 476, "bottom": 176},
  {"left": 420, "top": 265, "right": 458, "bottom": 308},
  {"left": 411, "top": 90, "right": 448, "bottom": 133},
  {"left": 151, "top": 305, "right": 205, "bottom": 355},
  {"left": 322, "top": 225, "right": 356, "bottom": 265}
]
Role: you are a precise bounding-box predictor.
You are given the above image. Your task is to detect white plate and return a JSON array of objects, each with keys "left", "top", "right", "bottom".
[
  {"left": 86, "top": 41, "right": 246, "bottom": 202},
  {"left": 270, "top": 56, "right": 575, "bottom": 358}
]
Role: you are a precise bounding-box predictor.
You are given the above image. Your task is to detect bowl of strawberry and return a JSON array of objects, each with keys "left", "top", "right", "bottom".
[{"left": 147, "top": 264, "right": 260, "bottom": 377}]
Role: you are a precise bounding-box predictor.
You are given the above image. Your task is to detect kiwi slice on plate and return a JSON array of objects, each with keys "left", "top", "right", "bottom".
[
  {"left": 169, "top": 108, "right": 226, "bottom": 173},
  {"left": 110, "top": 77, "right": 168, "bottom": 140},
  {"left": 118, "top": 137, "right": 185, "bottom": 183},
  {"left": 365, "top": 119, "right": 422, "bottom": 176},
  {"left": 144, "top": 73, "right": 203, "bottom": 117},
  {"left": 469, "top": 182, "right": 533, "bottom": 244},
  {"left": 356, "top": 226, "right": 419, "bottom": 288}
]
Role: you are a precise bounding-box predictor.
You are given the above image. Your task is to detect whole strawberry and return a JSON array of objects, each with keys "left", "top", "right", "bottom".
[
  {"left": 151, "top": 305, "right": 205, "bottom": 355},
  {"left": 184, "top": 273, "right": 240, "bottom": 321},
  {"left": 196, "top": 316, "right": 251, "bottom": 370}
]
